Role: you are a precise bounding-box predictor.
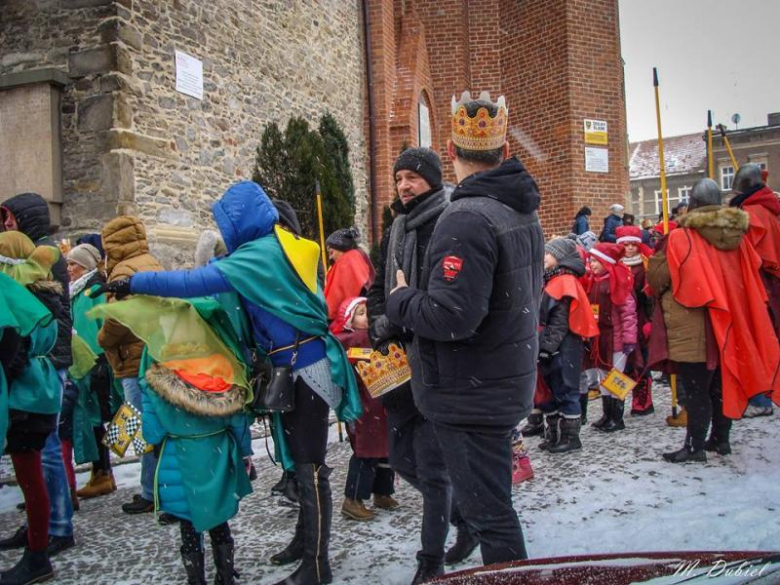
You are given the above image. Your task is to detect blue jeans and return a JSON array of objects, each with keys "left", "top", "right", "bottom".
[
  {"left": 42, "top": 370, "right": 74, "bottom": 538},
  {"left": 121, "top": 377, "right": 157, "bottom": 502}
]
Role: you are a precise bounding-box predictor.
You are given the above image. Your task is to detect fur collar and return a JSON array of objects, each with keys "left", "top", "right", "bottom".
[
  {"left": 27, "top": 279, "right": 64, "bottom": 296},
  {"left": 145, "top": 363, "right": 246, "bottom": 417},
  {"left": 678, "top": 206, "right": 749, "bottom": 232}
]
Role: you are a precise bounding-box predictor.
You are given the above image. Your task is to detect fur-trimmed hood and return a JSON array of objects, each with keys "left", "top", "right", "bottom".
[
  {"left": 678, "top": 205, "right": 749, "bottom": 251},
  {"left": 194, "top": 230, "right": 227, "bottom": 267},
  {"left": 145, "top": 362, "right": 246, "bottom": 417}
]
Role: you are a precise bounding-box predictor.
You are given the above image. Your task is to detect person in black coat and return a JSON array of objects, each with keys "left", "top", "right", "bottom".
[
  {"left": 387, "top": 92, "right": 544, "bottom": 567},
  {"left": 365, "top": 147, "right": 460, "bottom": 583},
  {"left": 1, "top": 192, "right": 76, "bottom": 553}
]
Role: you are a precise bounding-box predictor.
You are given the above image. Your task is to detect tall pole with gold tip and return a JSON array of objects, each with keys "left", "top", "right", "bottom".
[{"left": 654, "top": 67, "right": 682, "bottom": 424}]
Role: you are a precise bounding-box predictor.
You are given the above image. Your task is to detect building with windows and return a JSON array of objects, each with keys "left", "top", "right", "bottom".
[
  {"left": 628, "top": 133, "right": 706, "bottom": 221},
  {"left": 712, "top": 113, "right": 780, "bottom": 197}
]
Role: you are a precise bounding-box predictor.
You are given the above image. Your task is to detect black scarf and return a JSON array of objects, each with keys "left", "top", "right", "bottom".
[{"left": 729, "top": 183, "right": 763, "bottom": 209}]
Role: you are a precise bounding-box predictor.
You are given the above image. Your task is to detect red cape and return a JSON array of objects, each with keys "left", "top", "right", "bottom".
[
  {"left": 324, "top": 249, "right": 375, "bottom": 321},
  {"left": 741, "top": 187, "right": 780, "bottom": 279},
  {"left": 545, "top": 274, "right": 599, "bottom": 338},
  {"left": 667, "top": 227, "right": 780, "bottom": 417}
]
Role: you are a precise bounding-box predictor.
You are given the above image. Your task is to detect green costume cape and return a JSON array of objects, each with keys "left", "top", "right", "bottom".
[
  {"left": 0, "top": 273, "right": 56, "bottom": 448},
  {"left": 215, "top": 233, "right": 362, "bottom": 422}
]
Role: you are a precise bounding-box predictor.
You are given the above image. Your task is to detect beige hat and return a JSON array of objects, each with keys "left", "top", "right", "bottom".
[{"left": 67, "top": 243, "right": 101, "bottom": 271}]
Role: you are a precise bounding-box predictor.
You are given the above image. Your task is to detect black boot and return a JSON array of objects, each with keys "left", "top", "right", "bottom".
[
  {"left": 181, "top": 547, "right": 206, "bottom": 585},
  {"left": 600, "top": 398, "right": 626, "bottom": 433},
  {"left": 280, "top": 473, "right": 299, "bottom": 505},
  {"left": 272, "top": 471, "right": 289, "bottom": 495},
  {"left": 270, "top": 506, "right": 304, "bottom": 566},
  {"left": 411, "top": 558, "right": 444, "bottom": 584},
  {"left": 539, "top": 413, "right": 561, "bottom": 451},
  {"left": 663, "top": 435, "right": 706, "bottom": 463},
  {"left": 579, "top": 394, "right": 589, "bottom": 424},
  {"left": 703, "top": 437, "right": 731, "bottom": 455},
  {"left": 212, "top": 540, "right": 237, "bottom": 585},
  {"left": 591, "top": 397, "right": 611, "bottom": 429},
  {"left": 520, "top": 411, "right": 543, "bottom": 437},
  {"left": 274, "top": 464, "right": 333, "bottom": 585},
  {"left": 0, "top": 547, "right": 53, "bottom": 585},
  {"left": 547, "top": 417, "right": 582, "bottom": 454},
  {"left": 0, "top": 526, "right": 28, "bottom": 551},
  {"left": 444, "top": 525, "right": 478, "bottom": 565}
]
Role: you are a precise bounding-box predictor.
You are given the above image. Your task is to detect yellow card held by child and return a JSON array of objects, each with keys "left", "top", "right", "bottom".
[{"left": 601, "top": 369, "right": 636, "bottom": 400}]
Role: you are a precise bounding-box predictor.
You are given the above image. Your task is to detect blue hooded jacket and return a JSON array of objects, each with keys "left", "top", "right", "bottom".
[{"left": 131, "top": 182, "right": 326, "bottom": 369}]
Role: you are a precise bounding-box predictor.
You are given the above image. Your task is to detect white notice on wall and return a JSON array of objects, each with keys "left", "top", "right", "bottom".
[
  {"left": 585, "top": 147, "right": 609, "bottom": 173},
  {"left": 175, "top": 50, "right": 203, "bottom": 100}
]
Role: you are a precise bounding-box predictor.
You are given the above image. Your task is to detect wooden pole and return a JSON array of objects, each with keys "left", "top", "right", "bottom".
[
  {"left": 316, "top": 180, "right": 344, "bottom": 442},
  {"left": 707, "top": 110, "right": 714, "bottom": 180},
  {"left": 717, "top": 124, "right": 740, "bottom": 172},
  {"left": 654, "top": 67, "right": 679, "bottom": 420}
]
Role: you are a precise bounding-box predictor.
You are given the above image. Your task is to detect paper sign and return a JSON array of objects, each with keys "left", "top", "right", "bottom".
[
  {"left": 347, "top": 347, "right": 373, "bottom": 361},
  {"left": 601, "top": 369, "right": 637, "bottom": 400},
  {"left": 175, "top": 50, "right": 203, "bottom": 100},
  {"left": 584, "top": 119, "right": 608, "bottom": 145},
  {"left": 585, "top": 147, "right": 609, "bottom": 173}
]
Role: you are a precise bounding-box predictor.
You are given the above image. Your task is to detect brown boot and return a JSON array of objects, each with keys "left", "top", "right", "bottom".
[
  {"left": 666, "top": 408, "right": 687, "bottom": 427},
  {"left": 372, "top": 494, "right": 400, "bottom": 510},
  {"left": 77, "top": 470, "right": 117, "bottom": 499},
  {"left": 341, "top": 498, "right": 375, "bottom": 521}
]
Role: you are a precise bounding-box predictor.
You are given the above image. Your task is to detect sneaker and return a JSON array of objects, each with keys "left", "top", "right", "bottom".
[
  {"left": 743, "top": 404, "right": 773, "bottom": 418},
  {"left": 121, "top": 496, "right": 154, "bottom": 515},
  {"left": 341, "top": 498, "right": 375, "bottom": 521},
  {"left": 372, "top": 494, "right": 400, "bottom": 510},
  {"left": 0, "top": 525, "right": 28, "bottom": 550},
  {"left": 47, "top": 534, "right": 75, "bottom": 557}
]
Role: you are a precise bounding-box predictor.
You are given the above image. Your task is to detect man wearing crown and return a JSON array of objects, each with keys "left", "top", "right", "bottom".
[{"left": 387, "top": 91, "right": 544, "bottom": 566}]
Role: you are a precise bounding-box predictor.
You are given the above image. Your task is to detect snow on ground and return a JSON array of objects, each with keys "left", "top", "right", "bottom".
[{"left": 1, "top": 384, "right": 778, "bottom": 584}]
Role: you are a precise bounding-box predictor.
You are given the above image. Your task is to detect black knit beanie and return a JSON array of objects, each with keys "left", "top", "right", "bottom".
[
  {"left": 393, "top": 147, "right": 442, "bottom": 190},
  {"left": 272, "top": 199, "right": 302, "bottom": 236},
  {"left": 326, "top": 227, "right": 360, "bottom": 251}
]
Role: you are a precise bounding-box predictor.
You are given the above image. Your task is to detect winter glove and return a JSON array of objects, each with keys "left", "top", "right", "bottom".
[
  {"left": 377, "top": 339, "right": 403, "bottom": 356},
  {"left": 622, "top": 343, "right": 637, "bottom": 356},
  {"left": 89, "top": 278, "right": 132, "bottom": 300}
]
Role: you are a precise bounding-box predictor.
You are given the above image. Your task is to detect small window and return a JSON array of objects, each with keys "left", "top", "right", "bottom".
[
  {"left": 654, "top": 189, "right": 672, "bottom": 217},
  {"left": 721, "top": 166, "right": 735, "bottom": 190},
  {"left": 678, "top": 186, "right": 691, "bottom": 203},
  {"left": 418, "top": 97, "right": 431, "bottom": 148}
]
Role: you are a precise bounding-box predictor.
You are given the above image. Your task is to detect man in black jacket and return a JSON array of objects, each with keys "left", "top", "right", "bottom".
[
  {"left": 366, "top": 147, "right": 458, "bottom": 583},
  {"left": 387, "top": 92, "right": 544, "bottom": 565},
  {"left": 1, "top": 193, "right": 76, "bottom": 554}
]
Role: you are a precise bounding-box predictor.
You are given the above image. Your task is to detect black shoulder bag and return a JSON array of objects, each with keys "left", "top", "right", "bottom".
[{"left": 249, "top": 335, "right": 298, "bottom": 414}]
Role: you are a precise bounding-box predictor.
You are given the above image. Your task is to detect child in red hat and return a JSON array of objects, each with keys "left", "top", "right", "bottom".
[
  {"left": 582, "top": 242, "right": 638, "bottom": 432},
  {"left": 616, "top": 226, "right": 655, "bottom": 416}
]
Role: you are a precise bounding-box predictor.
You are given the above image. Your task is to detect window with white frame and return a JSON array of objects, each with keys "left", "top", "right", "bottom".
[
  {"left": 721, "top": 165, "right": 735, "bottom": 190},
  {"left": 678, "top": 186, "right": 691, "bottom": 203}
]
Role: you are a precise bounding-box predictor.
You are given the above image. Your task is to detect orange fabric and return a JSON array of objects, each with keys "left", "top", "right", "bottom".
[
  {"left": 667, "top": 228, "right": 780, "bottom": 417},
  {"left": 545, "top": 274, "right": 599, "bottom": 339},
  {"left": 324, "top": 249, "right": 374, "bottom": 321},
  {"left": 742, "top": 188, "right": 780, "bottom": 279},
  {"left": 162, "top": 354, "right": 235, "bottom": 393}
]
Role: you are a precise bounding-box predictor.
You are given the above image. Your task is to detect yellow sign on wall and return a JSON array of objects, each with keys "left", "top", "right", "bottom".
[{"left": 584, "top": 119, "right": 608, "bottom": 145}]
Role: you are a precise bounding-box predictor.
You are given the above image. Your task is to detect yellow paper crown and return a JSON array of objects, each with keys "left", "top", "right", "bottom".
[
  {"left": 451, "top": 90, "right": 508, "bottom": 151},
  {"left": 355, "top": 343, "right": 411, "bottom": 398}
]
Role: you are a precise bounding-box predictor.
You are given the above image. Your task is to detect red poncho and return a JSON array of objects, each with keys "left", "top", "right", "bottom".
[
  {"left": 545, "top": 273, "right": 599, "bottom": 339},
  {"left": 324, "top": 249, "right": 375, "bottom": 321},
  {"left": 741, "top": 187, "right": 780, "bottom": 278},
  {"left": 667, "top": 227, "right": 780, "bottom": 418}
]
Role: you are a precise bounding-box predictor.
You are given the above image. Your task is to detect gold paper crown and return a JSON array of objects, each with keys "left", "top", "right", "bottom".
[
  {"left": 355, "top": 343, "right": 412, "bottom": 398},
  {"left": 451, "top": 90, "right": 508, "bottom": 151}
]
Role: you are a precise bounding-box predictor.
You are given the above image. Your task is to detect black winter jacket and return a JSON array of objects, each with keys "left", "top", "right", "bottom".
[
  {"left": 2, "top": 193, "right": 72, "bottom": 370},
  {"left": 539, "top": 255, "right": 587, "bottom": 355},
  {"left": 387, "top": 157, "right": 544, "bottom": 428}
]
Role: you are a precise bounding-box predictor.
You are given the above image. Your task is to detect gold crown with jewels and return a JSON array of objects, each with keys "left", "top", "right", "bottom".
[
  {"left": 451, "top": 90, "right": 508, "bottom": 151},
  {"left": 355, "top": 343, "right": 411, "bottom": 398}
]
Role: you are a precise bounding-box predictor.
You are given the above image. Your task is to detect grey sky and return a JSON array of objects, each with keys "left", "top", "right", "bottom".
[{"left": 620, "top": 0, "right": 780, "bottom": 142}]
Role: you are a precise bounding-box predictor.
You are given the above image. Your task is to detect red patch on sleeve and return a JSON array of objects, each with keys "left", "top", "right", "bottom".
[{"left": 442, "top": 256, "right": 463, "bottom": 282}]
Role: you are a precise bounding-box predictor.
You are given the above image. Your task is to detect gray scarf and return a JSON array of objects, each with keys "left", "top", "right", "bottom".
[{"left": 385, "top": 187, "right": 450, "bottom": 297}]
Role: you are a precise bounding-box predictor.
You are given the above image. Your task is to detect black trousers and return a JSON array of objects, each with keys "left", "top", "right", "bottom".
[
  {"left": 677, "top": 363, "right": 731, "bottom": 450},
  {"left": 386, "top": 401, "right": 451, "bottom": 564},
  {"left": 281, "top": 378, "right": 330, "bottom": 465},
  {"left": 433, "top": 422, "right": 528, "bottom": 565},
  {"left": 344, "top": 456, "right": 394, "bottom": 501}
]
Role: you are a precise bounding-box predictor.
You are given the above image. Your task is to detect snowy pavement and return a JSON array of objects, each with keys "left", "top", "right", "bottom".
[{"left": 1, "top": 383, "right": 778, "bottom": 584}]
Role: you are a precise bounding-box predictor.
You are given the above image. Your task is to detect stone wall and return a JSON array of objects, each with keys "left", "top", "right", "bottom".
[
  {"left": 120, "top": 0, "right": 369, "bottom": 267},
  {"left": 1, "top": 0, "right": 368, "bottom": 268}
]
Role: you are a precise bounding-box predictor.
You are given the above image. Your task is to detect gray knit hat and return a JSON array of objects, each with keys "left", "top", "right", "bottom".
[
  {"left": 576, "top": 231, "right": 598, "bottom": 251},
  {"left": 326, "top": 227, "right": 360, "bottom": 251},
  {"left": 545, "top": 237, "right": 579, "bottom": 262},
  {"left": 67, "top": 244, "right": 101, "bottom": 271}
]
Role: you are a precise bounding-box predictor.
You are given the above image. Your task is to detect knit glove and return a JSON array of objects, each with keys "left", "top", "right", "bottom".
[{"left": 622, "top": 343, "right": 637, "bottom": 356}]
